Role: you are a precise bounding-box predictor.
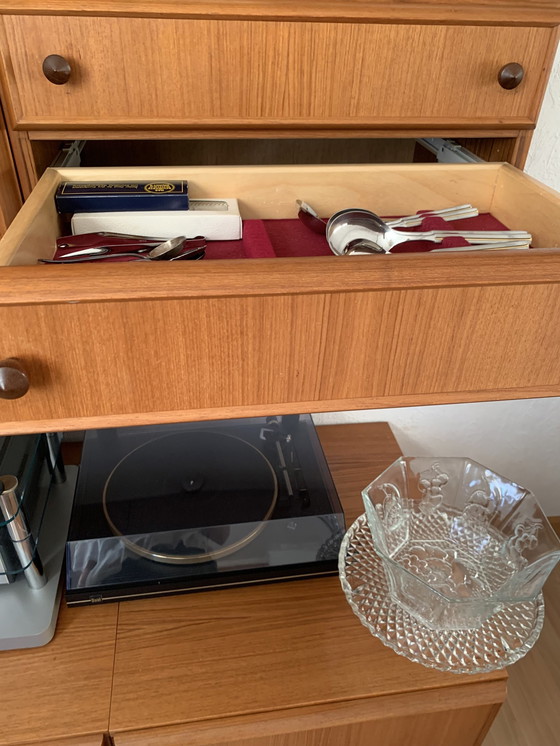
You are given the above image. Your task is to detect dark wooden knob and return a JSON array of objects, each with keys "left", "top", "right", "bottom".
[
  {"left": 498, "top": 63, "right": 524, "bottom": 90},
  {"left": 0, "top": 358, "right": 30, "bottom": 399},
  {"left": 42, "top": 54, "right": 72, "bottom": 85}
]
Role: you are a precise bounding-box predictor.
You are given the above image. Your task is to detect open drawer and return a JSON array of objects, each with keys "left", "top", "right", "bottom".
[{"left": 0, "top": 162, "right": 559, "bottom": 435}]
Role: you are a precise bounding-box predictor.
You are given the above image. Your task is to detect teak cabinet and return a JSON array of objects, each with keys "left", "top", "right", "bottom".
[
  {"left": 0, "top": 2, "right": 559, "bottom": 745},
  {"left": 0, "top": 423, "right": 508, "bottom": 746}
]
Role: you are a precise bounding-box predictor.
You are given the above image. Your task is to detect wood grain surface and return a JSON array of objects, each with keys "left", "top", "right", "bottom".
[
  {"left": 25, "top": 127, "right": 530, "bottom": 141},
  {"left": 108, "top": 423, "right": 506, "bottom": 741},
  {"left": 14, "top": 737, "right": 105, "bottom": 746},
  {"left": 0, "top": 163, "right": 559, "bottom": 434},
  {"left": 0, "top": 0, "right": 558, "bottom": 25},
  {"left": 0, "top": 104, "right": 21, "bottom": 233},
  {"left": 3, "top": 162, "right": 560, "bottom": 291},
  {"left": 484, "top": 562, "right": 560, "bottom": 746},
  {"left": 548, "top": 516, "right": 560, "bottom": 537},
  {"left": 112, "top": 702, "right": 503, "bottom": 746},
  {"left": 0, "top": 16, "right": 552, "bottom": 130},
  {"left": 0, "top": 280, "right": 559, "bottom": 434},
  {"left": 4, "top": 244, "right": 560, "bottom": 300},
  {"left": 0, "top": 423, "right": 508, "bottom": 746},
  {"left": 0, "top": 603, "right": 118, "bottom": 745}
]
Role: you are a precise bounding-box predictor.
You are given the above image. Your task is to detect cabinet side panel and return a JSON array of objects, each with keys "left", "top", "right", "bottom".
[{"left": 0, "top": 100, "right": 21, "bottom": 232}]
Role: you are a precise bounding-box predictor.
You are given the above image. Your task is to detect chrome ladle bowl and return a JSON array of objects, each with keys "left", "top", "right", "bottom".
[
  {"left": 325, "top": 209, "right": 531, "bottom": 255},
  {"left": 326, "top": 209, "right": 393, "bottom": 255}
]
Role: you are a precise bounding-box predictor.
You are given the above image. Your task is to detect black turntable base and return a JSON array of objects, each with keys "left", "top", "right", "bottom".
[{"left": 65, "top": 415, "right": 344, "bottom": 605}]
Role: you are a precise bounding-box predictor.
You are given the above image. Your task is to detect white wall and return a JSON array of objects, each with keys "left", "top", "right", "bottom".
[
  {"left": 313, "top": 399, "right": 560, "bottom": 514},
  {"left": 525, "top": 41, "right": 560, "bottom": 191},
  {"left": 314, "top": 50, "right": 560, "bottom": 515}
]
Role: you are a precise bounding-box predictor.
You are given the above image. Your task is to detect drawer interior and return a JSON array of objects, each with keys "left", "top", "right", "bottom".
[
  {"left": 1, "top": 162, "right": 560, "bottom": 267},
  {"left": 77, "top": 138, "right": 418, "bottom": 168}
]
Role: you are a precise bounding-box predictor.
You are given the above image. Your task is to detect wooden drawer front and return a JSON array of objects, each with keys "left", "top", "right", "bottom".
[
  {"left": 1, "top": 161, "right": 560, "bottom": 433},
  {"left": 110, "top": 706, "right": 500, "bottom": 746},
  {"left": 0, "top": 280, "right": 559, "bottom": 433},
  {"left": 0, "top": 602, "right": 116, "bottom": 746},
  {"left": 0, "top": 15, "right": 553, "bottom": 130}
]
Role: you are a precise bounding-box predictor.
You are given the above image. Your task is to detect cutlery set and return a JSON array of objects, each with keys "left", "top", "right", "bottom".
[
  {"left": 296, "top": 200, "right": 532, "bottom": 254},
  {"left": 40, "top": 232, "right": 207, "bottom": 264},
  {"left": 42, "top": 203, "right": 531, "bottom": 264}
]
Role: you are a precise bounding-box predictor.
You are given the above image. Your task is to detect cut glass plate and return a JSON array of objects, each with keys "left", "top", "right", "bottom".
[{"left": 339, "top": 515, "right": 544, "bottom": 674}]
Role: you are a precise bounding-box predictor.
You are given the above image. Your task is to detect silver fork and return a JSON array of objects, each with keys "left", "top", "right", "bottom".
[
  {"left": 431, "top": 240, "right": 531, "bottom": 253},
  {"left": 386, "top": 204, "right": 479, "bottom": 228}
]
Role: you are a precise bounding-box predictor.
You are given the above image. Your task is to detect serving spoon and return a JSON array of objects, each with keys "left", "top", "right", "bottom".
[
  {"left": 325, "top": 209, "right": 531, "bottom": 255},
  {"left": 296, "top": 200, "right": 479, "bottom": 234}
]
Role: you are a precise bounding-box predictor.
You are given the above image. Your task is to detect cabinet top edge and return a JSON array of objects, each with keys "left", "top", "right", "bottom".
[{"left": 0, "top": 1, "right": 559, "bottom": 26}]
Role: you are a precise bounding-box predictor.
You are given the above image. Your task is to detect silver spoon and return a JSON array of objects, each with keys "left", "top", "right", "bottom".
[
  {"left": 39, "top": 236, "right": 192, "bottom": 264},
  {"left": 297, "top": 200, "right": 479, "bottom": 235},
  {"left": 341, "top": 238, "right": 532, "bottom": 255},
  {"left": 326, "top": 209, "right": 531, "bottom": 255}
]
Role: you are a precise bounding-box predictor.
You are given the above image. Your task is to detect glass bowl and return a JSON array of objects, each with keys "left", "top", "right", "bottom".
[{"left": 362, "top": 457, "right": 560, "bottom": 630}]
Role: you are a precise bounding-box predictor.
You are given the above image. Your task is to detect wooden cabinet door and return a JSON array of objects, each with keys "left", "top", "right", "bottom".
[{"left": 0, "top": 603, "right": 117, "bottom": 746}]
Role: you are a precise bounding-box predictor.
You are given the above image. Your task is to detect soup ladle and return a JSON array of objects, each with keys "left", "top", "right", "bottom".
[
  {"left": 325, "top": 209, "right": 531, "bottom": 255},
  {"left": 296, "top": 200, "right": 479, "bottom": 234}
]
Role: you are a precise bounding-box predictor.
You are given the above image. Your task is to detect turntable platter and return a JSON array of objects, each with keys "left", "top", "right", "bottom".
[
  {"left": 103, "top": 431, "right": 278, "bottom": 564},
  {"left": 66, "top": 415, "right": 345, "bottom": 604}
]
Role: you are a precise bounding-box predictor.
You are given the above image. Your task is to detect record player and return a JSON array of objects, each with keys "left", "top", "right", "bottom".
[{"left": 66, "top": 415, "right": 345, "bottom": 605}]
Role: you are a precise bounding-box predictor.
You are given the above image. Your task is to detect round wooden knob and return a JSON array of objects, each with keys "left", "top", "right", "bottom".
[
  {"left": 0, "top": 358, "right": 29, "bottom": 399},
  {"left": 42, "top": 54, "right": 72, "bottom": 85},
  {"left": 498, "top": 63, "right": 524, "bottom": 90}
]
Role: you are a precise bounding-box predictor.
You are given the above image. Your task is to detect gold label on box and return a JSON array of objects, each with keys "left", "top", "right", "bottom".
[{"left": 144, "top": 183, "right": 177, "bottom": 193}]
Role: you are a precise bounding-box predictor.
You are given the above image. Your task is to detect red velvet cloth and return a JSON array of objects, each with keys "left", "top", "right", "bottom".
[
  {"left": 54, "top": 213, "right": 511, "bottom": 262},
  {"left": 204, "top": 212, "right": 511, "bottom": 259}
]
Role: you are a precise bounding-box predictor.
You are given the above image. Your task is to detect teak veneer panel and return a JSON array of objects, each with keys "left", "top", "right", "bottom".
[
  {"left": 16, "top": 738, "right": 105, "bottom": 746},
  {"left": 0, "top": 281, "right": 559, "bottom": 433},
  {"left": 0, "top": 16, "right": 552, "bottom": 131},
  {"left": 108, "top": 423, "right": 506, "bottom": 743},
  {"left": 0, "top": 104, "right": 21, "bottom": 230},
  {"left": 0, "top": 163, "right": 560, "bottom": 434},
  {"left": 0, "top": 602, "right": 118, "bottom": 746},
  {"left": 112, "top": 704, "right": 502, "bottom": 746},
  {"left": 0, "top": 1, "right": 558, "bottom": 25}
]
